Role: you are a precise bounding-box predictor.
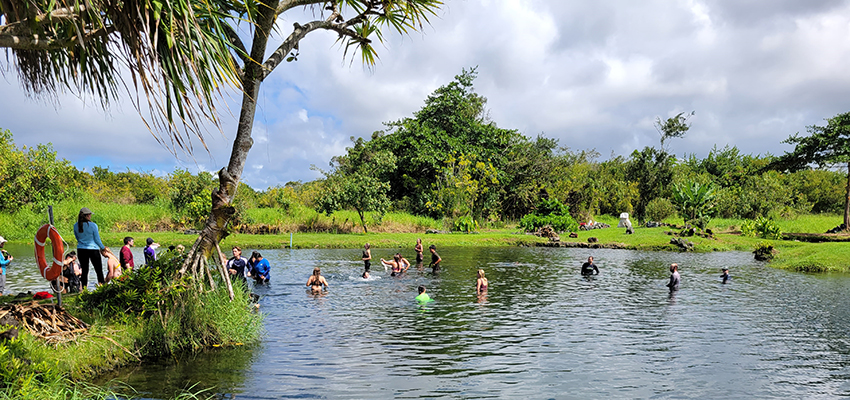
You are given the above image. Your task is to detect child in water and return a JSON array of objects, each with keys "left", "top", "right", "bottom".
[
  {"left": 720, "top": 268, "right": 730, "bottom": 284},
  {"left": 415, "top": 285, "right": 432, "bottom": 303}
]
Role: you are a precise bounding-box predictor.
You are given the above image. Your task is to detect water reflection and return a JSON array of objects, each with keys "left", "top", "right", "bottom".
[{"left": 9, "top": 246, "right": 850, "bottom": 398}]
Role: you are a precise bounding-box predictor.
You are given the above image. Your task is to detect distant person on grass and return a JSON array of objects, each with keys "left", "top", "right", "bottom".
[{"left": 74, "top": 207, "right": 106, "bottom": 288}]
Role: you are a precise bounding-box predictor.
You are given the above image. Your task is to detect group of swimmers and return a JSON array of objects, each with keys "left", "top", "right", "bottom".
[
  {"left": 360, "top": 239, "right": 442, "bottom": 279},
  {"left": 580, "top": 256, "right": 731, "bottom": 290}
]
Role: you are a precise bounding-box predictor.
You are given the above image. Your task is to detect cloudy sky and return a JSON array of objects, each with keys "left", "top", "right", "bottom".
[{"left": 2, "top": 0, "right": 850, "bottom": 189}]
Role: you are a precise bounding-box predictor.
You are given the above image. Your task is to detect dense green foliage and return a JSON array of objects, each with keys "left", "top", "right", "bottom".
[
  {"left": 742, "top": 217, "right": 783, "bottom": 240},
  {"left": 77, "top": 251, "right": 262, "bottom": 356},
  {"left": 518, "top": 198, "right": 579, "bottom": 233},
  {"left": 1, "top": 92, "right": 850, "bottom": 237}
]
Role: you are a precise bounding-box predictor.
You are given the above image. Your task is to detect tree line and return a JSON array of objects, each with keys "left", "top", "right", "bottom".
[{"left": 1, "top": 70, "right": 847, "bottom": 234}]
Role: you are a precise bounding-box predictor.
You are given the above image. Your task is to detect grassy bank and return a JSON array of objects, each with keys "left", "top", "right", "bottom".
[
  {"left": 3, "top": 202, "right": 849, "bottom": 272},
  {"left": 0, "top": 255, "right": 263, "bottom": 399}
]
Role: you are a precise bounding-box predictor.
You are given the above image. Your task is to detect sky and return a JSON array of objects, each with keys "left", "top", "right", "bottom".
[{"left": 3, "top": 0, "right": 850, "bottom": 190}]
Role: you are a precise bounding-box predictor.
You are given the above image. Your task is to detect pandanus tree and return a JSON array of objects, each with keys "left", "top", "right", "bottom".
[{"left": 1, "top": 0, "right": 443, "bottom": 294}]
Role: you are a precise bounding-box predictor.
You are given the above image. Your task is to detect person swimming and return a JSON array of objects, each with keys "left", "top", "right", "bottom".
[
  {"left": 415, "top": 285, "right": 432, "bottom": 303},
  {"left": 306, "top": 267, "right": 329, "bottom": 292},
  {"left": 476, "top": 269, "right": 488, "bottom": 293},
  {"left": 362, "top": 270, "right": 370, "bottom": 279}
]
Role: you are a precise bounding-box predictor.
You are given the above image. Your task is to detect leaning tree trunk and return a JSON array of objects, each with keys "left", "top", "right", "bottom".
[
  {"left": 179, "top": 0, "right": 280, "bottom": 283},
  {"left": 844, "top": 162, "right": 850, "bottom": 231}
]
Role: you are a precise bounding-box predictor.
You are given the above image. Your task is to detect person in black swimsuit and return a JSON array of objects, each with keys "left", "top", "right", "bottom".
[
  {"left": 362, "top": 243, "right": 372, "bottom": 272},
  {"left": 581, "top": 256, "right": 599, "bottom": 276},
  {"left": 429, "top": 245, "right": 441, "bottom": 272},
  {"left": 414, "top": 238, "right": 424, "bottom": 263}
]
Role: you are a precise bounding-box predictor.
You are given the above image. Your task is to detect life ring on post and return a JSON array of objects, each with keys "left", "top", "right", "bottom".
[{"left": 34, "top": 224, "right": 64, "bottom": 281}]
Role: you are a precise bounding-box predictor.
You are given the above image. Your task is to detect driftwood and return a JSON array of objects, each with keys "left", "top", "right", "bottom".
[{"left": 0, "top": 301, "right": 88, "bottom": 343}]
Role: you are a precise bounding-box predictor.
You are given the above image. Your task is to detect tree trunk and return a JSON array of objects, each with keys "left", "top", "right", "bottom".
[
  {"left": 357, "top": 209, "right": 368, "bottom": 233},
  {"left": 844, "top": 162, "right": 850, "bottom": 231},
  {"left": 180, "top": 0, "right": 280, "bottom": 277}
]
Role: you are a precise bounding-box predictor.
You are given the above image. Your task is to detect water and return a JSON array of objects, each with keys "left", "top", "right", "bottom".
[{"left": 9, "top": 245, "right": 850, "bottom": 398}]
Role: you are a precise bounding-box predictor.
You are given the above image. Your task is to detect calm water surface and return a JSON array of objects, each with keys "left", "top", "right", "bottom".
[{"left": 9, "top": 245, "right": 850, "bottom": 398}]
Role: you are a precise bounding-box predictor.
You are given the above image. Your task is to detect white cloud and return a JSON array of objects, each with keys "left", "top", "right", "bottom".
[{"left": 4, "top": 0, "right": 850, "bottom": 188}]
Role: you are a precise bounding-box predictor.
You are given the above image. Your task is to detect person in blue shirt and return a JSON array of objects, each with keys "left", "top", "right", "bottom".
[
  {"left": 0, "top": 236, "right": 12, "bottom": 296},
  {"left": 73, "top": 207, "right": 105, "bottom": 288},
  {"left": 249, "top": 251, "right": 270, "bottom": 284}
]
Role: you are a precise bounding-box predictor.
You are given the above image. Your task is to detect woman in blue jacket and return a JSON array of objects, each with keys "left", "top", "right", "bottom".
[{"left": 74, "top": 207, "right": 106, "bottom": 288}]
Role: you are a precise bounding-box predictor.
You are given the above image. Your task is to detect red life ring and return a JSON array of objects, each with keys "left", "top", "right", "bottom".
[{"left": 34, "top": 224, "right": 64, "bottom": 281}]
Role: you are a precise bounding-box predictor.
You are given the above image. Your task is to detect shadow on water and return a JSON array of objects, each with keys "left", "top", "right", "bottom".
[{"left": 10, "top": 246, "right": 850, "bottom": 398}]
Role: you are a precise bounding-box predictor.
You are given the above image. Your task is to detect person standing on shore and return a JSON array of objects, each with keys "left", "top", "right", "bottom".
[
  {"left": 0, "top": 237, "right": 11, "bottom": 295},
  {"left": 667, "top": 263, "right": 680, "bottom": 291},
  {"left": 74, "top": 207, "right": 106, "bottom": 288},
  {"left": 119, "top": 237, "right": 135, "bottom": 273}
]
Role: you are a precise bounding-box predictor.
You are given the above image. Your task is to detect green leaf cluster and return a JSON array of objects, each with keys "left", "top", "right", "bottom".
[
  {"left": 671, "top": 181, "right": 716, "bottom": 229},
  {"left": 518, "top": 198, "right": 578, "bottom": 233},
  {"left": 741, "top": 217, "right": 783, "bottom": 240}
]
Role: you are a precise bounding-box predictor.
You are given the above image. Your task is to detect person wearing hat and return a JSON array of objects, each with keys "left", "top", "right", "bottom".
[
  {"left": 143, "top": 237, "right": 159, "bottom": 266},
  {"left": 720, "top": 268, "right": 731, "bottom": 284},
  {"left": 74, "top": 207, "right": 106, "bottom": 289},
  {"left": 0, "top": 236, "right": 12, "bottom": 295}
]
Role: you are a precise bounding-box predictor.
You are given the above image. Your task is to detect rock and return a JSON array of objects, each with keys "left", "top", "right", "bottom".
[
  {"left": 646, "top": 221, "right": 666, "bottom": 228},
  {"left": 0, "top": 327, "right": 18, "bottom": 341},
  {"left": 536, "top": 225, "right": 560, "bottom": 241},
  {"left": 426, "top": 229, "right": 449, "bottom": 234},
  {"left": 588, "top": 237, "right": 598, "bottom": 243},
  {"left": 184, "top": 229, "right": 202, "bottom": 235},
  {"left": 568, "top": 232, "right": 578, "bottom": 238},
  {"left": 625, "top": 227, "right": 634, "bottom": 234},
  {"left": 670, "top": 237, "right": 695, "bottom": 251},
  {"left": 827, "top": 224, "right": 847, "bottom": 234}
]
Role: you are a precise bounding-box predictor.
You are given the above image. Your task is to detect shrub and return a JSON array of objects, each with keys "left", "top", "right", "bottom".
[
  {"left": 519, "top": 198, "right": 579, "bottom": 233},
  {"left": 741, "top": 217, "right": 783, "bottom": 240},
  {"left": 77, "top": 251, "right": 263, "bottom": 356},
  {"left": 753, "top": 241, "right": 776, "bottom": 261},
  {"left": 645, "top": 197, "right": 677, "bottom": 222},
  {"left": 452, "top": 215, "right": 479, "bottom": 233}
]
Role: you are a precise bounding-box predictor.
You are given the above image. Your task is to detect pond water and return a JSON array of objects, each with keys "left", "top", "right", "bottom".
[{"left": 7, "top": 245, "right": 850, "bottom": 398}]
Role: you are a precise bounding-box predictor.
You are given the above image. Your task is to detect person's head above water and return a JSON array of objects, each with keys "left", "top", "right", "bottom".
[
  {"left": 670, "top": 263, "right": 679, "bottom": 272},
  {"left": 429, "top": 244, "right": 436, "bottom": 252},
  {"left": 477, "top": 269, "right": 485, "bottom": 278},
  {"left": 418, "top": 285, "right": 426, "bottom": 294},
  {"left": 587, "top": 256, "right": 593, "bottom": 263},
  {"left": 312, "top": 267, "right": 321, "bottom": 277},
  {"left": 362, "top": 270, "right": 370, "bottom": 278}
]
